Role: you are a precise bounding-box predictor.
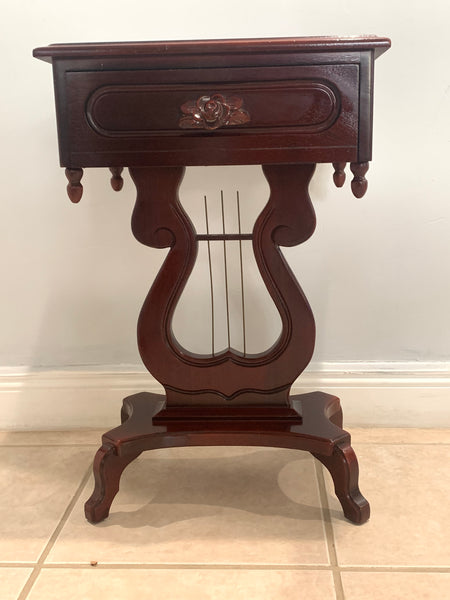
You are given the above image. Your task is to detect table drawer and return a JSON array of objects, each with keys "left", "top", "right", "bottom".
[
  {"left": 59, "top": 64, "right": 360, "bottom": 166},
  {"left": 87, "top": 80, "right": 339, "bottom": 135}
]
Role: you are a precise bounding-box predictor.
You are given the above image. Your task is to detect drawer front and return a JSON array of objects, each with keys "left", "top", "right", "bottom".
[
  {"left": 59, "top": 64, "right": 360, "bottom": 166},
  {"left": 87, "top": 81, "right": 339, "bottom": 135}
]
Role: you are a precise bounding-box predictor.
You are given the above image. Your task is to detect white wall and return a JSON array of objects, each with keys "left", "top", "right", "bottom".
[{"left": 1, "top": 0, "right": 449, "bottom": 374}]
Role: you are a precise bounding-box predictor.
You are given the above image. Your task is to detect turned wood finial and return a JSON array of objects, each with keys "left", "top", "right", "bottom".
[
  {"left": 332, "top": 162, "right": 346, "bottom": 188},
  {"left": 350, "top": 162, "right": 369, "bottom": 198},
  {"left": 65, "top": 168, "right": 83, "bottom": 203},
  {"left": 109, "top": 167, "right": 124, "bottom": 191}
]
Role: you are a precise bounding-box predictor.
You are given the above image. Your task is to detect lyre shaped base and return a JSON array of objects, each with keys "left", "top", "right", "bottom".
[
  {"left": 84, "top": 392, "right": 369, "bottom": 525},
  {"left": 129, "top": 164, "right": 317, "bottom": 405}
]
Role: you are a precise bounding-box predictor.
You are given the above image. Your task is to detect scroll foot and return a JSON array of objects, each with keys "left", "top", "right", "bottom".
[
  {"left": 332, "top": 162, "right": 346, "bottom": 187},
  {"left": 109, "top": 167, "right": 124, "bottom": 191},
  {"left": 84, "top": 444, "right": 141, "bottom": 524},
  {"left": 65, "top": 168, "right": 83, "bottom": 203},
  {"left": 314, "top": 442, "right": 370, "bottom": 524},
  {"left": 350, "top": 162, "right": 369, "bottom": 198}
]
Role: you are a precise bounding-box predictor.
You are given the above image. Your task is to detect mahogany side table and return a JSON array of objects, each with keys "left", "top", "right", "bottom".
[{"left": 34, "top": 36, "right": 390, "bottom": 525}]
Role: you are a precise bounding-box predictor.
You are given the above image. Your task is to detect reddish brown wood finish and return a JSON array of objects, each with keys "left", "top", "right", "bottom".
[
  {"left": 179, "top": 93, "right": 250, "bottom": 130},
  {"left": 84, "top": 391, "right": 368, "bottom": 524},
  {"left": 33, "top": 36, "right": 391, "bottom": 62},
  {"left": 109, "top": 167, "right": 124, "bottom": 191},
  {"left": 65, "top": 168, "right": 83, "bottom": 203},
  {"left": 34, "top": 36, "right": 390, "bottom": 527},
  {"left": 350, "top": 161, "right": 370, "bottom": 198},
  {"left": 333, "top": 162, "right": 347, "bottom": 188},
  {"left": 129, "top": 164, "right": 316, "bottom": 405},
  {"left": 34, "top": 36, "right": 390, "bottom": 171},
  {"left": 50, "top": 63, "right": 359, "bottom": 168}
]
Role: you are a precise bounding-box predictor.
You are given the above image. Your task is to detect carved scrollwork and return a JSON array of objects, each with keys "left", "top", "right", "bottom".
[
  {"left": 129, "top": 164, "right": 316, "bottom": 403},
  {"left": 179, "top": 93, "right": 250, "bottom": 130}
]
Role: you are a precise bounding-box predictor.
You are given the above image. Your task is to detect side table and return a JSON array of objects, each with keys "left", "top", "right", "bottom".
[{"left": 34, "top": 36, "right": 390, "bottom": 525}]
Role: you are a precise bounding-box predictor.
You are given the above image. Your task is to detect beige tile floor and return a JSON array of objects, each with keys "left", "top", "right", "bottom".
[{"left": 1, "top": 428, "right": 449, "bottom": 600}]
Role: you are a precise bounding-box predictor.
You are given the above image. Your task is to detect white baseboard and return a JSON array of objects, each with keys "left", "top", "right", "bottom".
[{"left": 1, "top": 363, "right": 449, "bottom": 430}]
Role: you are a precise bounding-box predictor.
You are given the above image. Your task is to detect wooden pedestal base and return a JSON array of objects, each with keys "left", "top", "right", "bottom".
[{"left": 84, "top": 392, "right": 370, "bottom": 526}]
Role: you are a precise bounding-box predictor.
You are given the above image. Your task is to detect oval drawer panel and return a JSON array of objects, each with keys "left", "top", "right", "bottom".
[{"left": 86, "top": 80, "right": 339, "bottom": 137}]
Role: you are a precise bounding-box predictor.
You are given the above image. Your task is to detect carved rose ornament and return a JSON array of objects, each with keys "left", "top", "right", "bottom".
[{"left": 179, "top": 93, "right": 250, "bottom": 130}]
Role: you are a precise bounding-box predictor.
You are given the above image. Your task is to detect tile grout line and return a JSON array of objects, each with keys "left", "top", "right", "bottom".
[
  {"left": 16, "top": 463, "right": 93, "bottom": 600},
  {"left": 30, "top": 563, "right": 335, "bottom": 571},
  {"left": 0, "top": 564, "right": 36, "bottom": 569},
  {"left": 29, "top": 564, "right": 450, "bottom": 572},
  {"left": 0, "top": 444, "right": 99, "bottom": 448},
  {"left": 314, "top": 459, "right": 345, "bottom": 600},
  {"left": 5, "top": 438, "right": 449, "bottom": 593},
  {"left": 1, "top": 440, "right": 449, "bottom": 449},
  {"left": 3, "top": 562, "right": 449, "bottom": 572},
  {"left": 339, "top": 565, "right": 450, "bottom": 573},
  {"left": 342, "top": 442, "right": 450, "bottom": 447}
]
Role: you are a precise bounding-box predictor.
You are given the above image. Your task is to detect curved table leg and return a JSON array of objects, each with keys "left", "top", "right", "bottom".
[
  {"left": 313, "top": 442, "right": 370, "bottom": 525},
  {"left": 84, "top": 444, "right": 141, "bottom": 524}
]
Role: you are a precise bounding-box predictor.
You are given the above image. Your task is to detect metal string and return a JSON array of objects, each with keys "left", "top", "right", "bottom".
[
  {"left": 204, "top": 195, "right": 215, "bottom": 356},
  {"left": 236, "top": 191, "right": 247, "bottom": 356},
  {"left": 221, "top": 191, "right": 231, "bottom": 350}
]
